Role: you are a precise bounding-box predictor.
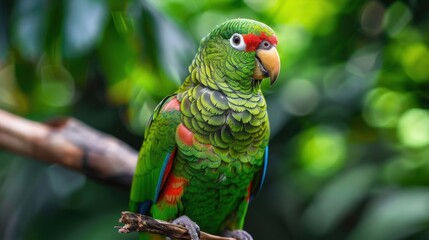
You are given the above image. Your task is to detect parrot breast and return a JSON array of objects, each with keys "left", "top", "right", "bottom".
[
  {"left": 170, "top": 83, "right": 269, "bottom": 233},
  {"left": 178, "top": 84, "right": 268, "bottom": 156}
]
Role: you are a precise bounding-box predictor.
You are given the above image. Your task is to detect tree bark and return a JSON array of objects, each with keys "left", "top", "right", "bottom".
[{"left": 0, "top": 109, "right": 138, "bottom": 189}]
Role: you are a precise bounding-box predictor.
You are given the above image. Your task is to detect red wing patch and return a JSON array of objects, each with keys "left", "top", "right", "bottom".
[
  {"left": 243, "top": 32, "right": 278, "bottom": 52},
  {"left": 177, "top": 123, "right": 194, "bottom": 146},
  {"left": 159, "top": 174, "right": 189, "bottom": 204},
  {"left": 163, "top": 97, "right": 180, "bottom": 112}
]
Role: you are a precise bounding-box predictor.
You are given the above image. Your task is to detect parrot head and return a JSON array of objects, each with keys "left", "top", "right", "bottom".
[{"left": 198, "top": 18, "right": 280, "bottom": 88}]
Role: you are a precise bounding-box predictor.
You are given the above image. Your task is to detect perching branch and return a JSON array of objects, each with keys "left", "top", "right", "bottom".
[
  {"left": 118, "top": 211, "right": 235, "bottom": 240},
  {"left": 0, "top": 109, "right": 138, "bottom": 189}
]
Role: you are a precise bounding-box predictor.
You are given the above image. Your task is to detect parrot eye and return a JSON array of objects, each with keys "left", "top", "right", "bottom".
[
  {"left": 261, "top": 40, "right": 271, "bottom": 49},
  {"left": 229, "top": 33, "right": 246, "bottom": 51}
]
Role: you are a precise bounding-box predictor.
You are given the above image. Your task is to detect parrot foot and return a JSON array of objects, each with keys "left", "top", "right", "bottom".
[
  {"left": 169, "top": 215, "right": 200, "bottom": 240},
  {"left": 224, "top": 229, "right": 253, "bottom": 240}
]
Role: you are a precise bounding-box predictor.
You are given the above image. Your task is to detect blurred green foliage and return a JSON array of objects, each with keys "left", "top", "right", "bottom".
[{"left": 1, "top": 0, "right": 429, "bottom": 239}]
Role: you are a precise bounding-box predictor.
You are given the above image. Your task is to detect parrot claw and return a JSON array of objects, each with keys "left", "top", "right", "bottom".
[
  {"left": 224, "top": 229, "right": 253, "bottom": 240},
  {"left": 170, "top": 215, "right": 200, "bottom": 240}
]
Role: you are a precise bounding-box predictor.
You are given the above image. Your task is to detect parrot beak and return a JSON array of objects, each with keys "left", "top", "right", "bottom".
[{"left": 253, "top": 46, "right": 280, "bottom": 86}]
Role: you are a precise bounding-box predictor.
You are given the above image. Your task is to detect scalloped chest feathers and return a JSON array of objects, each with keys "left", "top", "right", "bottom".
[{"left": 177, "top": 85, "right": 269, "bottom": 164}]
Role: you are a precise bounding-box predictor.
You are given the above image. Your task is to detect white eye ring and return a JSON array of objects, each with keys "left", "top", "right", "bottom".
[{"left": 229, "top": 33, "right": 246, "bottom": 51}]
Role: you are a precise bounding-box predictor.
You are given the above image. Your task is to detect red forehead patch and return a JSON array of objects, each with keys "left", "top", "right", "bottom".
[{"left": 242, "top": 32, "right": 278, "bottom": 52}]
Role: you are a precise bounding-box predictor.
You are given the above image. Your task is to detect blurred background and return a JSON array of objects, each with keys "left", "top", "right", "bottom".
[{"left": 1, "top": 0, "right": 429, "bottom": 239}]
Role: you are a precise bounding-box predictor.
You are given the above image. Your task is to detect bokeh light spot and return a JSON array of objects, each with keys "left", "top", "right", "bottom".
[
  {"left": 39, "top": 64, "right": 75, "bottom": 107},
  {"left": 360, "top": 1, "right": 385, "bottom": 36},
  {"left": 382, "top": 1, "right": 412, "bottom": 37},
  {"left": 363, "top": 88, "right": 409, "bottom": 128},
  {"left": 280, "top": 79, "right": 319, "bottom": 116},
  {"left": 398, "top": 109, "right": 429, "bottom": 148},
  {"left": 401, "top": 43, "right": 429, "bottom": 82},
  {"left": 299, "top": 126, "right": 347, "bottom": 176}
]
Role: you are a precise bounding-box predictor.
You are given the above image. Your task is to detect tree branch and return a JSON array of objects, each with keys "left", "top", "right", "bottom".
[
  {"left": 0, "top": 109, "right": 138, "bottom": 189},
  {"left": 118, "top": 211, "right": 235, "bottom": 240}
]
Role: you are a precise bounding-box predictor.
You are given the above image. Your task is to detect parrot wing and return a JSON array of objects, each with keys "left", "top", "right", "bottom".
[{"left": 129, "top": 94, "right": 181, "bottom": 214}]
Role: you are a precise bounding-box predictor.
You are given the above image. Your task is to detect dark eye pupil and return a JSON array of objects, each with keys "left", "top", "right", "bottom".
[
  {"left": 264, "top": 42, "right": 269, "bottom": 47},
  {"left": 233, "top": 36, "right": 240, "bottom": 45}
]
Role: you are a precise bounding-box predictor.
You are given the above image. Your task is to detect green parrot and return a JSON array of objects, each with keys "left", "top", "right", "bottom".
[{"left": 129, "top": 18, "right": 280, "bottom": 240}]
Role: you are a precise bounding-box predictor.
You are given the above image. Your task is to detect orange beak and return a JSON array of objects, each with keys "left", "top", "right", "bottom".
[{"left": 253, "top": 46, "right": 280, "bottom": 86}]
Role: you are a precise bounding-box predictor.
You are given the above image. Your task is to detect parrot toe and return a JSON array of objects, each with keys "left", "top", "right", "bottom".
[
  {"left": 224, "top": 229, "right": 253, "bottom": 240},
  {"left": 171, "top": 215, "right": 200, "bottom": 240}
]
